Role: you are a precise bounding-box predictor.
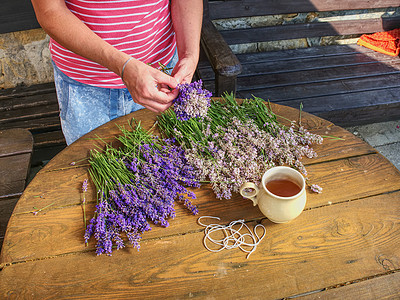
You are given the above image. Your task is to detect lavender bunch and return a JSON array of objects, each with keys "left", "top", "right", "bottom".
[
  {"left": 173, "top": 79, "right": 212, "bottom": 121},
  {"left": 158, "top": 94, "right": 323, "bottom": 199},
  {"left": 85, "top": 121, "right": 199, "bottom": 255}
]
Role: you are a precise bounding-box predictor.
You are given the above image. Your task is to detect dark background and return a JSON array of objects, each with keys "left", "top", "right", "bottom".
[{"left": 1, "top": 0, "right": 40, "bottom": 34}]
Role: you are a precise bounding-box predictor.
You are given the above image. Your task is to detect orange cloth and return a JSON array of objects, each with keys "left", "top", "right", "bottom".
[{"left": 357, "top": 28, "right": 400, "bottom": 56}]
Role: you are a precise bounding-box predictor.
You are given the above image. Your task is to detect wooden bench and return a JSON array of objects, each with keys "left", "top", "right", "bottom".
[
  {"left": 0, "top": 83, "right": 66, "bottom": 150},
  {"left": 198, "top": 0, "right": 400, "bottom": 126},
  {"left": 0, "top": 128, "right": 33, "bottom": 251}
]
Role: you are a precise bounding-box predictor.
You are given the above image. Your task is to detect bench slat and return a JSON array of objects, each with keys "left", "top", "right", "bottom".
[
  {"left": 234, "top": 44, "right": 391, "bottom": 64},
  {"left": 220, "top": 17, "right": 398, "bottom": 45},
  {"left": 0, "top": 83, "right": 55, "bottom": 99},
  {"left": 33, "top": 131, "right": 66, "bottom": 148},
  {"left": 0, "top": 128, "right": 33, "bottom": 157},
  {"left": 198, "top": 50, "right": 399, "bottom": 79},
  {"left": 0, "top": 116, "right": 61, "bottom": 133},
  {"left": 239, "top": 73, "right": 400, "bottom": 102},
  {"left": 0, "top": 92, "right": 57, "bottom": 113},
  {"left": 209, "top": 0, "right": 400, "bottom": 19},
  {"left": 275, "top": 87, "right": 400, "bottom": 112},
  {"left": 203, "top": 59, "right": 400, "bottom": 91},
  {"left": 198, "top": 44, "right": 363, "bottom": 68},
  {"left": 0, "top": 129, "right": 33, "bottom": 198},
  {"left": 0, "top": 156, "right": 30, "bottom": 198},
  {"left": 237, "top": 87, "right": 400, "bottom": 126},
  {"left": 0, "top": 103, "right": 60, "bottom": 125}
]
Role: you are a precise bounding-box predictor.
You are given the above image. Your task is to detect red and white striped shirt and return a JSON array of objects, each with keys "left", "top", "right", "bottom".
[{"left": 50, "top": 0, "right": 176, "bottom": 88}]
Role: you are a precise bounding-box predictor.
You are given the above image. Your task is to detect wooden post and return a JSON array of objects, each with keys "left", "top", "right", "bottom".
[{"left": 216, "top": 74, "right": 237, "bottom": 97}]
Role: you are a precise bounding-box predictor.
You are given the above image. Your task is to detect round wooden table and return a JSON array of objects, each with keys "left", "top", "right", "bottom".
[{"left": 1, "top": 103, "right": 400, "bottom": 299}]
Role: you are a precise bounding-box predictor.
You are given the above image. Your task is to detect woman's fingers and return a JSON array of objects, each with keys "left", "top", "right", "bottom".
[{"left": 123, "top": 59, "right": 179, "bottom": 111}]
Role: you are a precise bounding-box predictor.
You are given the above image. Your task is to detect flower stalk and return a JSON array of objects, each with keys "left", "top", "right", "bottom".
[
  {"left": 158, "top": 93, "right": 323, "bottom": 199},
  {"left": 85, "top": 120, "right": 199, "bottom": 255}
]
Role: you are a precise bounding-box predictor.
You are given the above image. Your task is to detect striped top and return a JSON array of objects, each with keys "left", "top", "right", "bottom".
[{"left": 50, "top": 0, "right": 176, "bottom": 88}]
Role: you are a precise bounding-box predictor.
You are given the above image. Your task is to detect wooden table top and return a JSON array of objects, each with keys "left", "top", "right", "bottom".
[{"left": 1, "top": 103, "right": 400, "bottom": 299}]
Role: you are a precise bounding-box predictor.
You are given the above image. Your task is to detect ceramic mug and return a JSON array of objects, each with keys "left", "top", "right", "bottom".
[{"left": 239, "top": 166, "right": 306, "bottom": 223}]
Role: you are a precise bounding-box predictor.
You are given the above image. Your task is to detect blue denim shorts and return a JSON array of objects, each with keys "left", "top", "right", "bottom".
[{"left": 53, "top": 51, "right": 178, "bottom": 145}]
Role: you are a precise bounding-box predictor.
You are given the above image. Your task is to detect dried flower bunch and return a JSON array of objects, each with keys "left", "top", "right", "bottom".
[
  {"left": 173, "top": 79, "right": 212, "bottom": 121},
  {"left": 85, "top": 121, "right": 199, "bottom": 255},
  {"left": 158, "top": 93, "right": 323, "bottom": 200},
  {"left": 84, "top": 80, "right": 323, "bottom": 255}
]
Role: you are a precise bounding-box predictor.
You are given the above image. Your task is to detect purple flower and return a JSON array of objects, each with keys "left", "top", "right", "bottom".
[
  {"left": 159, "top": 94, "right": 324, "bottom": 200},
  {"left": 82, "top": 179, "right": 88, "bottom": 193},
  {"left": 85, "top": 125, "right": 200, "bottom": 255},
  {"left": 310, "top": 184, "right": 323, "bottom": 193},
  {"left": 173, "top": 80, "right": 212, "bottom": 121}
]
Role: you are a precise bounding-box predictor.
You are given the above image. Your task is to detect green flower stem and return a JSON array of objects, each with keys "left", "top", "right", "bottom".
[{"left": 31, "top": 203, "right": 55, "bottom": 215}]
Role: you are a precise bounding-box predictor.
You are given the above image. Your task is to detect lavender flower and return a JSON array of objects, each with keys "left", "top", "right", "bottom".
[
  {"left": 173, "top": 80, "right": 212, "bottom": 121},
  {"left": 82, "top": 179, "right": 88, "bottom": 194},
  {"left": 158, "top": 94, "right": 323, "bottom": 200},
  {"left": 85, "top": 122, "right": 199, "bottom": 255},
  {"left": 82, "top": 179, "right": 88, "bottom": 242},
  {"left": 310, "top": 184, "right": 323, "bottom": 193}
]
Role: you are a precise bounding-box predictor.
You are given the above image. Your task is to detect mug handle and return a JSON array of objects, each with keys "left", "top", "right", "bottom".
[{"left": 239, "top": 182, "right": 259, "bottom": 206}]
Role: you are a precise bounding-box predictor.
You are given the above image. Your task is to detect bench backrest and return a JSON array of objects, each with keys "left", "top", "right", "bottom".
[{"left": 205, "top": 0, "right": 400, "bottom": 46}]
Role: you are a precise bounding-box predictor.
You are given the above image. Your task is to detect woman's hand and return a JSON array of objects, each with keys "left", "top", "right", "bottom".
[
  {"left": 170, "top": 0, "right": 203, "bottom": 84},
  {"left": 171, "top": 56, "right": 198, "bottom": 84},
  {"left": 122, "top": 58, "right": 179, "bottom": 112}
]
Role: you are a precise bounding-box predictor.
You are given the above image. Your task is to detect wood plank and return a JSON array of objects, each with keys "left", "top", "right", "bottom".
[
  {"left": 33, "top": 130, "right": 66, "bottom": 148},
  {"left": 220, "top": 18, "right": 397, "bottom": 45},
  {"left": 234, "top": 61, "right": 400, "bottom": 90},
  {"left": 234, "top": 44, "right": 380, "bottom": 64},
  {"left": 0, "top": 128, "right": 33, "bottom": 157},
  {"left": 1, "top": 191, "right": 400, "bottom": 299},
  {"left": 300, "top": 272, "right": 400, "bottom": 299},
  {"left": 0, "top": 102, "right": 59, "bottom": 124},
  {"left": 0, "top": 129, "right": 33, "bottom": 198},
  {"left": 197, "top": 44, "right": 381, "bottom": 70},
  {"left": 0, "top": 92, "right": 58, "bottom": 113},
  {"left": 0, "top": 83, "right": 55, "bottom": 99},
  {"left": 3, "top": 153, "right": 399, "bottom": 263},
  {"left": 0, "top": 153, "right": 31, "bottom": 198},
  {"left": 273, "top": 87, "right": 400, "bottom": 117},
  {"left": 315, "top": 102, "right": 400, "bottom": 127},
  {"left": 238, "top": 73, "right": 400, "bottom": 103},
  {"left": 238, "top": 50, "right": 400, "bottom": 76},
  {"left": 198, "top": 51, "right": 400, "bottom": 80},
  {"left": 0, "top": 116, "right": 62, "bottom": 132},
  {"left": 208, "top": 0, "right": 400, "bottom": 19},
  {"left": 198, "top": 42, "right": 400, "bottom": 127}
]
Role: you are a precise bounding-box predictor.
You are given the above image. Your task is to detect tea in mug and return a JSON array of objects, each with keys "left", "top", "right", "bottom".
[{"left": 266, "top": 179, "right": 301, "bottom": 197}]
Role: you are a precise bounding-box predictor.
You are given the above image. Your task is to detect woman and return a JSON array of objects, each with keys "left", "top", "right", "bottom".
[{"left": 31, "top": 0, "right": 203, "bottom": 144}]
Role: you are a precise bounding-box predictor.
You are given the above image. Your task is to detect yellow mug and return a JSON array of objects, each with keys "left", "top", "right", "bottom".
[{"left": 240, "top": 166, "right": 306, "bottom": 223}]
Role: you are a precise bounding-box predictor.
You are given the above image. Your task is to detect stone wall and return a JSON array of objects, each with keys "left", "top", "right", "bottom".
[
  {"left": 1, "top": 7, "right": 399, "bottom": 89},
  {"left": 213, "top": 7, "right": 400, "bottom": 54},
  {"left": 0, "top": 28, "right": 52, "bottom": 90}
]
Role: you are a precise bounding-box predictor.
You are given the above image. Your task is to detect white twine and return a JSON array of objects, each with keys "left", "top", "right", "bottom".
[{"left": 197, "top": 216, "right": 266, "bottom": 259}]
